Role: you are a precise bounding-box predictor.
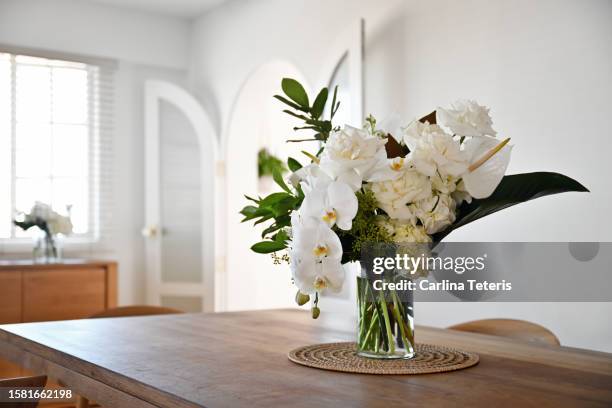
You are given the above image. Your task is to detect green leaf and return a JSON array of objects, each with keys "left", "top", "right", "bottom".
[
  {"left": 434, "top": 172, "right": 589, "bottom": 241},
  {"left": 251, "top": 240, "right": 286, "bottom": 254},
  {"left": 281, "top": 78, "right": 309, "bottom": 108},
  {"left": 282, "top": 109, "right": 309, "bottom": 121},
  {"left": 273, "top": 95, "right": 309, "bottom": 113},
  {"left": 311, "top": 88, "right": 328, "bottom": 119},
  {"left": 274, "top": 229, "right": 289, "bottom": 243},
  {"left": 287, "top": 157, "right": 302, "bottom": 172},
  {"left": 330, "top": 85, "right": 338, "bottom": 118},
  {"left": 244, "top": 195, "right": 260, "bottom": 204},
  {"left": 259, "top": 192, "right": 291, "bottom": 208},
  {"left": 273, "top": 167, "right": 291, "bottom": 193}
]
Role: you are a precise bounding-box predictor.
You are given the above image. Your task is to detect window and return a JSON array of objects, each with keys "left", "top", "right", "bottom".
[{"left": 0, "top": 51, "right": 113, "bottom": 244}]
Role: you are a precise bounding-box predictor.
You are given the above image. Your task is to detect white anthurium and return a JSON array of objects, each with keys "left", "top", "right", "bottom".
[
  {"left": 377, "top": 112, "right": 403, "bottom": 142},
  {"left": 300, "top": 180, "right": 358, "bottom": 230},
  {"left": 437, "top": 100, "right": 497, "bottom": 138},
  {"left": 289, "top": 220, "right": 345, "bottom": 295},
  {"left": 320, "top": 125, "right": 387, "bottom": 188},
  {"left": 462, "top": 136, "right": 512, "bottom": 199},
  {"left": 403, "top": 121, "right": 468, "bottom": 177},
  {"left": 413, "top": 193, "right": 457, "bottom": 234}
]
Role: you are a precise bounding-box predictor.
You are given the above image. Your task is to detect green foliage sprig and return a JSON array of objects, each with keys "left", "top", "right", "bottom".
[
  {"left": 257, "top": 148, "right": 287, "bottom": 178},
  {"left": 273, "top": 78, "right": 340, "bottom": 143}
]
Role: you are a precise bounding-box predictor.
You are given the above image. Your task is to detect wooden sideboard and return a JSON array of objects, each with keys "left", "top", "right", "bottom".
[{"left": 0, "top": 259, "right": 117, "bottom": 324}]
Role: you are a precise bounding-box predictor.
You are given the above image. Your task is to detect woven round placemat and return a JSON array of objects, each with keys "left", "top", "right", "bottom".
[{"left": 288, "top": 342, "right": 479, "bottom": 375}]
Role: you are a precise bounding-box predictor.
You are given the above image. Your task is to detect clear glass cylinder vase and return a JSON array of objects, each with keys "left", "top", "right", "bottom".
[
  {"left": 33, "top": 233, "right": 60, "bottom": 263},
  {"left": 356, "top": 276, "right": 415, "bottom": 359}
]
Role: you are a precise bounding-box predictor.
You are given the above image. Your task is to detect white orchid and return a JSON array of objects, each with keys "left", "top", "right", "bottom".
[
  {"left": 438, "top": 100, "right": 497, "bottom": 137},
  {"left": 366, "top": 156, "right": 410, "bottom": 182},
  {"left": 413, "top": 193, "right": 457, "bottom": 234},
  {"left": 289, "top": 218, "right": 345, "bottom": 295},
  {"left": 300, "top": 180, "right": 358, "bottom": 230},
  {"left": 403, "top": 121, "right": 468, "bottom": 177},
  {"left": 462, "top": 136, "right": 512, "bottom": 199},
  {"left": 320, "top": 125, "right": 387, "bottom": 189},
  {"left": 369, "top": 168, "right": 432, "bottom": 222}
]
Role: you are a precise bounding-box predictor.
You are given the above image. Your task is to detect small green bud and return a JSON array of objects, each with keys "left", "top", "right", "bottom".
[
  {"left": 311, "top": 306, "right": 320, "bottom": 319},
  {"left": 295, "top": 291, "right": 310, "bottom": 306}
]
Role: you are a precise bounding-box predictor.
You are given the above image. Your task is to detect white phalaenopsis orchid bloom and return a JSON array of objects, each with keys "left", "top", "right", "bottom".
[
  {"left": 367, "top": 157, "right": 409, "bottom": 182},
  {"left": 403, "top": 121, "right": 468, "bottom": 177},
  {"left": 289, "top": 163, "right": 333, "bottom": 194},
  {"left": 462, "top": 136, "right": 512, "bottom": 199},
  {"left": 300, "top": 180, "right": 358, "bottom": 230},
  {"left": 437, "top": 100, "right": 497, "bottom": 137},
  {"left": 289, "top": 217, "right": 345, "bottom": 294},
  {"left": 320, "top": 125, "right": 387, "bottom": 190}
]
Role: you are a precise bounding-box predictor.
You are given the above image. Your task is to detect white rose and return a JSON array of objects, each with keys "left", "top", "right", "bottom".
[
  {"left": 403, "top": 121, "right": 468, "bottom": 178},
  {"left": 320, "top": 125, "right": 387, "bottom": 189},
  {"left": 370, "top": 168, "right": 432, "bottom": 222},
  {"left": 414, "top": 194, "right": 457, "bottom": 234},
  {"left": 437, "top": 100, "right": 497, "bottom": 137}
]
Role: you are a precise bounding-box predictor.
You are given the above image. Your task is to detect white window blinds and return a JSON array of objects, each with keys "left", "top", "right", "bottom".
[{"left": 0, "top": 48, "right": 115, "bottom": 248}]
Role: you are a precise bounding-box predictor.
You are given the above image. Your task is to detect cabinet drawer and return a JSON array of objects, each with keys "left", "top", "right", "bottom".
[
  {"left": 0, "top": 271, "right": 22, "bottom": 324},
  {"left": 23, "top": 269, "right": 106, "bottom": 322}
]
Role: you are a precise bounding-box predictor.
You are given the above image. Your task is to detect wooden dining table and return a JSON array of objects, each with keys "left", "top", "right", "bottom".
[{"left": 0, "top": 309, "right": 611, "bottom": 407}]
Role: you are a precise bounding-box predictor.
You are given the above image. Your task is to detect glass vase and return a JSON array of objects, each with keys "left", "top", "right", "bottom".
[
  {"left": 33, "top": 233, "right": 60, "bottom": 263},
  {"left": 356, "top": 276, "right": 415, "bottom": 359}
]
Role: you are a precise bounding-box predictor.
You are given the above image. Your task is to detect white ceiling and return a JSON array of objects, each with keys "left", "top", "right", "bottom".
[{"left": 88, "top": 0, "right": 228, "bottom": 18}]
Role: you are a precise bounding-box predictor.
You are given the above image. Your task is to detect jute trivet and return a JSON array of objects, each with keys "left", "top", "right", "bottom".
[{"left": 288, "top": 342, "right": 479, "bottom": 375}]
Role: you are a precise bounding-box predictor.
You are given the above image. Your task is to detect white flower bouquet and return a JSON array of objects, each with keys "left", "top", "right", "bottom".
[
  {"left": 14, "top": 202, "right": 73, "bottom": 261},
  {"left": 241, "top": 78, "right": 587, "bottom": 357}
]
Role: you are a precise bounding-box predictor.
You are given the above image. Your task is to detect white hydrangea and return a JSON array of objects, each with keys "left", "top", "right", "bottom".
[
  {"left": 437, "top": 100, "right": 497, "bottom": 137},
  {"left": 413, "top": 194, "right": 457, "bottom": 234},
  {"left": 369, "top": 168, "right": 432, "bottom": 222}
]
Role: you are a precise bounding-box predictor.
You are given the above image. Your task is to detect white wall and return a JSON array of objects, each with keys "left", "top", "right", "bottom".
[
  {"left": 190, "top": 0, "right": 612, "bottom": 352},
  {"left": 0, "top": 0, "right": 192, "bottom": 305}
]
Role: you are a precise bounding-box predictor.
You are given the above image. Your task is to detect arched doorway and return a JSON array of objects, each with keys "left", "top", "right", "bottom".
[
  {"left": 222, "top": 61, "right": 310, "bottom": 311},
  {"left": 144, "top": 80, "right": 218, "bottom": 312}
]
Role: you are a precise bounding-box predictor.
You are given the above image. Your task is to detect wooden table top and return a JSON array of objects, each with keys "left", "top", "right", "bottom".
[
  {"left": 1, "top": 309, "right": 611, "bottom": 407},
  {"left": 0, "top": 259, "right": 116, "bottom": 270}
]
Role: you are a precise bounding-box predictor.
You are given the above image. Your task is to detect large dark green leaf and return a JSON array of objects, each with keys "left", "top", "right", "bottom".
[
  {"left": 434, "top": 172, "right": 589, "bottom": 241},
  {"left": 281, "top": 78, "right": 309, "bottom": 108}
]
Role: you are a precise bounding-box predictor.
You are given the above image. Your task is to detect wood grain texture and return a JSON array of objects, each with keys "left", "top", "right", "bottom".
[
  {"left": 22, "top": 269, "right": 106, "bottom": 322},
  {"left": 0, "top": 309, "right": 611, "bottom": 408},
  {"left": 0, "top": 271, "right": 22, "bottom": 324}
]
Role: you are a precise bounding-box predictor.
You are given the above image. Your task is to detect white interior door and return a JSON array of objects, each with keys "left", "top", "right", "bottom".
[{"left": 144, "top": 80, "right": 218, "bottom": 312}]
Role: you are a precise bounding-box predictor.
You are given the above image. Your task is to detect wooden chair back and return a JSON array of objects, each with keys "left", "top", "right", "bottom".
[{"left": 448, "top": 318, "right": 561, "bottom": 346}]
